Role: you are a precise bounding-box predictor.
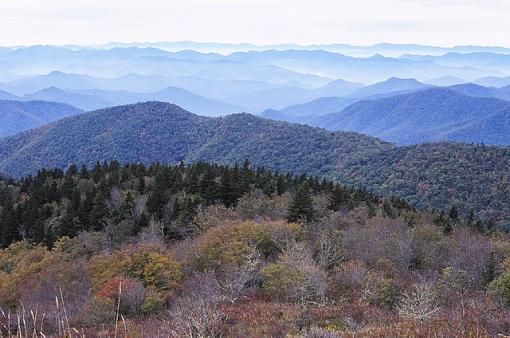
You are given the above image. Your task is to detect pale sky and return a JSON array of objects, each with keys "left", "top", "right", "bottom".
[{"left": 1, "top": 0, "right": 509, "bottom": 47}]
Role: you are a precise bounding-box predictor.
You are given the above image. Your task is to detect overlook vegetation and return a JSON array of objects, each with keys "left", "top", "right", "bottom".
[{"left": 1, "top": 161, "right": 510, "bottom": 337}]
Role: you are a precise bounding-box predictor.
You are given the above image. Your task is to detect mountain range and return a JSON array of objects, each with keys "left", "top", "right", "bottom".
[
  {"left": 0, "top": 100, "right": 82, "bottom": 138},
  {"left": 313, "top": 87, "right": 510, "bottom": 145},
  {"left": 0, "top": 101, "right": 508, "bottom": 221},
  {"left": 2, "top": 45, "right": 510, "bottom": 85}
]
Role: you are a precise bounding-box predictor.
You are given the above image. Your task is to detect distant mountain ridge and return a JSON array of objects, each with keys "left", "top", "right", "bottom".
[
  {"left": 314, "top": 87, "right": 510, "bottom": 145},
  {"left": 0, "top": 100, "right": 82, "bottom": 138},
  {"left": 259, "top": 77, "right": 432, "bottom": 122},
  {"left": 21, "top": 86, "right": 245, "bottom": 116},
  {"left": 0, "top": 101, "right": 509, "bottom": 221}
]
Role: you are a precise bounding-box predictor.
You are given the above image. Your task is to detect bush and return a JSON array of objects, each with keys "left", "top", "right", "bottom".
[
  {"left": 0, "top": 241, "right": 53, "bottom": 308},
  {"left": 366, "top": 276, "right": 400, "bottom": 309},
  {"left": 141, "top": 292, "right": 166, "bottom": 315},
  {"left": 489, "top": 271, "right": 510, "bottom": 306},
  {"left": 75, "top": 297, "right": 116, "bottom": 328},
  {"left": 89, "top": 244, "right": 182, "bottom": 292},
  {"left": 262, "top": 262, "right": 306, "bottom": 302},
  {"left": 97, "top": 277, "right": 146, "bottom": 316},
  {"left": 195, "top": 220, "right": 302, "bottom": 270}
]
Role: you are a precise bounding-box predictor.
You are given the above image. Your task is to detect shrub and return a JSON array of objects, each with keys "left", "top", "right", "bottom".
[
  {"left": 262, "top": 262, "right": 306, "bottom": 302},
  {"left": 0, "top": 241, "right": 53, "bottom": 308},
  {"left": 489, "top": 271, "right": 510, "bottom": 306},
  {"left": 89, "top": 244, "right": 182, "bottom": 292},
  {"left": 75, "top": 297, "right": 116, "bottom": 328},
  {"left": 195, "top": 220, "right": 301, "bottom": 270},
  {"left": 169, "top": 272, "right": 225, "bottom": 337},
  {"left": 365, "top": 276, "right": 400, "bottom": 309},
  {"left": 141, "top": 292, "right": 166, "bottom": 315},
  {"left": 97, "top": 277, "right": 146, "bottom": 316}
]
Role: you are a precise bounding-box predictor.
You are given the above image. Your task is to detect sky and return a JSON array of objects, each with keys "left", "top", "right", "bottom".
[{"left": 1, "top": 0, "right": 509, "bottom": 47}]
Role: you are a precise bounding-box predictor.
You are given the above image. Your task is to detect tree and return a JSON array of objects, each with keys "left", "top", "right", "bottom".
[
  {"left": 146, "top": 176, "right": 167, "bottom": 219},
  {"left": 397, "top": 282, "right": 440, "bottom": 321},
  {"left": 286, "top": 184, "right": 314, "bottom": 223},
  {"left": 169, "top": 272, "right": 225, "bottom": 338}
]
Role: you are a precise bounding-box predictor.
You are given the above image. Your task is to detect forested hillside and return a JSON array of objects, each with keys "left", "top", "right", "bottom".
[
  {"left": 0, "top": 101, "right": 509, "bottom": 221},
  {"left": 1, "top": 161, "right": 509, "bottom": 337},
  {"left": 314, "top": 88, "right": 510, "bottom": 145},
  {"left": 336, "top": 142, "right": 510, "bottom": 221},
  {"left": 0, "top": 100, "right": 82, "bottom": 137}
]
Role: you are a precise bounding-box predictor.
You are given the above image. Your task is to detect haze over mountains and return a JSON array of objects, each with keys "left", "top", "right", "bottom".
[{"left": 1, "top": 44, "right": 510, "bottom": 145}]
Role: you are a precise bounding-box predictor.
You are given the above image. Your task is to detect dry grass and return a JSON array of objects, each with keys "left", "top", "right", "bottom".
[{"left": 0, "top": 284, "right": 127, "bottom": 338}]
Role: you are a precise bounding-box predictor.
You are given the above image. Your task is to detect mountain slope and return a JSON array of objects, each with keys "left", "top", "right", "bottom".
[
  {"left": 0, "top": 100, "right": 83, "bottom": 137},
  {"left": 0, "top": 101, "right": 389, "bottom": 179},
  {"left": 257, "top": 78, "right": 431, "bottom": 124},
  {"left": 0, "top": 101, "right": 509, "bottom": 221},
  {"left": 448, "top": 83, "right": 510, "bottom": 101},
  {"left": 336, "top": 142, "right": 510, "bottom": 221},
  {"left": 23, "top": 87, "right": 244, "bottom": 116},
  {"left": 0, "top": 90, "right": 19, "bottom": 100},
  {"left": 475, "top": 76, "right": 510, "bottom": 88},
  {"left": 5, "top": 71, "right": 97, "bottom": 95},
  {"left": 24, "top": 87, "right": 114, "bottom": 111},
  {"left": 350, "top": 77, "right": 431, "bottom": 98},
  {"left": 315, "top": 88, "right": 510, "bottom": 145},
  {"left": 260, "top": 96, "right": 358, "bottom": 123}
]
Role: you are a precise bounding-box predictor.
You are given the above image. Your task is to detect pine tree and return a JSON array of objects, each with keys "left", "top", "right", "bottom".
[
  {"left": 147, "top": 175, "right": 168, "bottom": 218},
  {"left": 199, "top": 168, "right": 219, "bottom": 203},
  {"left": 89, "top": 193, "right": 107, "bottom": 231},
  {"left": 286, "top": 184, "right": 314, "bottom": 223},
  {"left": 220, "top": 170, "right": 238, "bottom": 207}
]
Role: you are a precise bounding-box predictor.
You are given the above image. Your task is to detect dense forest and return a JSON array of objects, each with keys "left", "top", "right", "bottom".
[
  {"left": 0, "top": 160, "right": 384, "bottom": 248},
  {"left": 0, "top": 102, "right": 509, "bottom": 223},
  {"left": 1, "top": 161, "right": 510, "bottom": 337}
]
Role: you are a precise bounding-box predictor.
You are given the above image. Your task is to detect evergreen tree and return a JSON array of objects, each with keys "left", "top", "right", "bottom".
[
  {"left": 286, "top": 184, "right": 314, "bottom": 223},
  {"left": 89, "top": 193, "right": 107, "bottom": 231},
  {"left": 147, "top": 176, "right": 168, "bottom": 218}
]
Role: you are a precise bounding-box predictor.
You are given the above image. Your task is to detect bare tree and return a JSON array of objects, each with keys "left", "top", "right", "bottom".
[
  {"left": 280, "top": 242, "right": 328, "bottom": 304},
  {"left": 169, "top": 272, "right": 225, "bottom": 338},
  {"left": 397, "top": 282, "right": 441, "bottom": 322},
  {"left": 217, "top": 245, "right": 260, "bottom": 304},
  {"left": 315, "top": 229, "right": 345, "bottom": 270}
]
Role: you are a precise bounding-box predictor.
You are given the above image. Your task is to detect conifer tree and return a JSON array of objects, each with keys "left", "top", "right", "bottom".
[{"left": 286, "top": 184, "right": 314, "bottom": 223}]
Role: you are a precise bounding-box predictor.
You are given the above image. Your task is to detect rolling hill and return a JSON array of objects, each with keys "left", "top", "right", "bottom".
[
  {"left": 259, "top": 78, "right": 433, "bottom": 122},
  {"left": 260, "top": 97, "right": 357, "bottom": 123},
  {"left": 448, "top": 83, "right": 510, "bottom": 101},
  {"left": 23, "top": 86, "right": 245, "bottom": 116},
  {"left": 0, "top": 100, "right": 82, "bottom": 137},
  {"left": 349, "top": 77, "right": 431, "bottom": 98},
  {"left": 223, "top": 79, "right": 362, "bottom": 112},
  {"left": 474, "top": 76, "right": 510, "bottom": 88},
  {"left": 0, "top": 90, "right": 18, "bottom": 100},
  {"left": 0, "top": 101, "right": 509, "bottom": 221},
  {"left": 314, "top": 87, "right": 510, "bottom": 145},
  {"left": 24, "top": 87, "right": 113, "bottom": 111}
]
